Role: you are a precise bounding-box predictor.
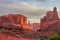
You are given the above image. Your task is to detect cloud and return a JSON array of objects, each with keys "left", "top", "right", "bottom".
[
  {"left": 0, "top": 0, "right": 10, "bottom": 3},
  {"left": 0, "top": 2, "right": 47, "bottom": 18},
  {"left": 0, "top": 2, "right": 47, "bottom": 23}
]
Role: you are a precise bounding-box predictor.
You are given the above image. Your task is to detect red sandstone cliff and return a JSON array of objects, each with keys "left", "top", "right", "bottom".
[
  {"left": 40, "top": 7, "right": 60, "bottom": 30},
  {"left": 0, "top": 7, "right": 60, "bottom": 37},
  {"left": 0, "top": 14, "right": 33, "bottom": 29}
]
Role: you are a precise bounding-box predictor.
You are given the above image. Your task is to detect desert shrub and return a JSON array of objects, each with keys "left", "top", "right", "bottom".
[{"left": 49, "top": 34, "right": 60, "bottom": 40}]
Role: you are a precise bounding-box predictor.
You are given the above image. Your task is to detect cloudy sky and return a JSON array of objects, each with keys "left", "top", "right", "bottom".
[{"left": 0, "top": 0, "right": 60, "bottom": 23}]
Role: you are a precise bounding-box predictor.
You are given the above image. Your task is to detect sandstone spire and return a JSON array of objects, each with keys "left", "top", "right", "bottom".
[
  {"left": 53, "top": 7, "right": 59, "bottom": 20},
  {"left": 28, "top": 20, "right": 30, "bottom": 25}
]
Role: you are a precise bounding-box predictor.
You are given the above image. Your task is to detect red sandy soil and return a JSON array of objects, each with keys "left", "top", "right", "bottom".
[{"left": 0, "top": 34, "right": 34, "bottom": 40}]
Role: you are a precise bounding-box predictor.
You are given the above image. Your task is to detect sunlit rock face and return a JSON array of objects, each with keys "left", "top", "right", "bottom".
[
  {"left": 0, "top": 14, "right": 32, "bottom": 29},
  {"left": 0, "top": 14, "right": 33, "bottom": 37},
  {"left": 0, "top": 14, "right": 27, "bottom": 25},
  {"left": 32, "top": 23, "right": 40, "bottom": 31}
]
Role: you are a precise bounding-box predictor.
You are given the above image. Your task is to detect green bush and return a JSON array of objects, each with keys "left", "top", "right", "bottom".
[
  {"left": 57, "top": 26, "right": 60, "bottom": 36},
  {"left": 49, "top": 34, "right": 60, "bottom": 40}
]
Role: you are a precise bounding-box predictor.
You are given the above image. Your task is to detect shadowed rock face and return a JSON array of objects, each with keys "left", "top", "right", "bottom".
[
  {"left": 39, "top": 7, "right": 60, "bottom": 36},
  {"left": 40, "top": 7, "right": 60, "bottom": 29}
]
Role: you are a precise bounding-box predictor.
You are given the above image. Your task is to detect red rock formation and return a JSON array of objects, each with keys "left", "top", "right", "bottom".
[
  {"left": 28, "top": 20, "right": 30, "bottom": 25},
  {"left": 32, "top": 23, "right": 40, "bottom": 31},
  {"left": 40, "top": 7, "right": 59, "bottom": 28},
  {"left": 53, "top": 7, "right": 59, "bottom": 20},
  {"left": 0, "top": 14, "right": 33, "bottom": 37},
  {"left": 0, "top": 7, "right": 60, "bottom": 37},
  {"left": 0, "top": 14, "right": 29, "bottom": 28},
  {"left": 33, "top": 23, "right": 40, "bottom": 29},
  {"left": 7, "top": 14, "right": 27, "bottom": 25},
  {"left": 40, "top": 7, "right": 60, "bottom": 36}
]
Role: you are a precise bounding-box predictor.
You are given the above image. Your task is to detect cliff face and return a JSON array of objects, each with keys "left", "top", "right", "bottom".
[
  {"left": 38, "top": 7, "right": 60, "bottom": 36},
  {"left": 0, "top": 14, "right": 33, "bottom": 33},
  {"left": 0, "top": 7, "right": 60, "bottom": 37},
  {"left": 41, "top": 7, "right": 59, "bottom": 23},
  {"left": 0, "top": 14, "right": 27, "bottom": 25},
  {"left": 0, "top": 14, "right": 33, "bottom": 38},
  {"left": 40, "top": 7, "right": 60, "bottom": 31}
]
